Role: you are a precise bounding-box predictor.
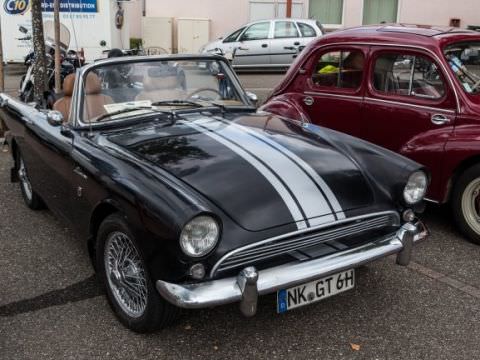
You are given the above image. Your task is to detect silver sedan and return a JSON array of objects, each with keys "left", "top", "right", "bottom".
[{"left": 200, "top": 19, "right": 324, "bottom": 69}]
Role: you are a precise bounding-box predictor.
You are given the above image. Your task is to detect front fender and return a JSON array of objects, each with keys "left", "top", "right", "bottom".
[{"left": 259, "top": 94, "right": 311, "bottom": 123}]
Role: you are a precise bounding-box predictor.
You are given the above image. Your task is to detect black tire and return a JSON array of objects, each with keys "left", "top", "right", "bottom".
[
  {"left": 96, "top": 213, "right": 181, "bottom": 332},
  {"left": 16, "top": 149, "right": 44, "bottom": 210},
  {"left": 452, "top": 164, "right": 480, "bottom": 245}
]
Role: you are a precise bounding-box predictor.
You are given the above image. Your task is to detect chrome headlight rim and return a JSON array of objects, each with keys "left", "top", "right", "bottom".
[
  {"left": 403, "top": 170, "right": 428, "bottom": 205},
  {"left": 179, "top": 214, "right": 221, "bottom": 258}
]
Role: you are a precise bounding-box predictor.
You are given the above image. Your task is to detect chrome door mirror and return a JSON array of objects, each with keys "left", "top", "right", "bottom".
[
  {"left": 246, "top": 91, "right": 258, "bottom": 106},
  {"left": 46, "top": 110, "right": 64, "bottom": 127}
]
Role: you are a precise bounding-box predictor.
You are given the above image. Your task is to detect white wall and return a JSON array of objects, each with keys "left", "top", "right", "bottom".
[
  {"left": 146, "top": 0, "right": 249, "bottom": 40},
  {"left": 334, "top": 0, "right": 480, "bottom": 29},
  {"left": 398, "top": 0, "right": 480, "bottom": 27}
]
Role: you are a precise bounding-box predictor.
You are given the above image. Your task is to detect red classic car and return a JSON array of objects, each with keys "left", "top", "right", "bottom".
[{"left": 262, "top": 24, "right": 480, "bottom": 244}]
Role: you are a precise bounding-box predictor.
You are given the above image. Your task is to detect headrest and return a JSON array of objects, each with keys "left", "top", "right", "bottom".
[
  {"left": 85, "top": 72, "right": 102, "bottom": 95},
  {"left": 63, "top": 73, "right": 76, "bottom": 96}
]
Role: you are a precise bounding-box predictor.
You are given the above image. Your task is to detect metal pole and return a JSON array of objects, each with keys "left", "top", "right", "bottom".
[
  {"left": 286, "top": 0, "right": 292, "bottom": 18},
  {"left": 54, "top": 0, "right": 61, "bottom": 94},
  {"left": 0, "top": 19, "right": 4, "bottom": 92}
]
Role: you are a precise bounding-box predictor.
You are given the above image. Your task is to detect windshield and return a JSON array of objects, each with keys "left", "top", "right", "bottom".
[
  {"left": 80, "top": 59, "right": 247, "bottom": 123},
  {"left": 444, "top": 42, "right": 480, "bottom": 94}
]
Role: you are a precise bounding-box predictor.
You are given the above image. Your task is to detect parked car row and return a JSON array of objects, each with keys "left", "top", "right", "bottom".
[
  {"left": 1, "top": 51, "right": 428, "bottom": 332},
  {"left": 200, "top": 18, "right": 324, "bottom": 69},
  {"left": 262, "top": 24, "right": 480, "bottom": 244},
  {"left": 5, "top": 23, "right": 480, "bottom": 334}
]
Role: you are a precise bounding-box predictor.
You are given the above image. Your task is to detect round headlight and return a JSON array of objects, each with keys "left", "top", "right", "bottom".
[
  {"left": 403, "top": 171, "right": 428, "bottom": 204},
  {"left": 180, "top": 215, "right": 220, "bottom": 257}
]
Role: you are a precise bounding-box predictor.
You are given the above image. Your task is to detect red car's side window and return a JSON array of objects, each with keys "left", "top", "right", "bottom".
[
  {"left": 311, "top": 50, "right": 365, "bottom": 91},
  {"left": 371, "top": 52, "right": 446, "bottom": 101}
]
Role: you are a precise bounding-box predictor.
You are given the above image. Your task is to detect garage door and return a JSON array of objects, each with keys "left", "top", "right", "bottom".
[
  {"left": 363, "top": 0, "right": 398, "bottom": 25},
  {"left": 309, "top": 0, "right": 343, "bottom": 25}
]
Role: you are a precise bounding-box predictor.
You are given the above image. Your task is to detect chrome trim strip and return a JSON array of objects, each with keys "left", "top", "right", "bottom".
[
  {"left": 218, "top": 215, "right": 396, "bottom": 272},
  {"left": 304, "top": 91, "right": 362, "bottom": 102},
  {"left": 210, "top": 210, "right": 400, "bottom": 277},
  {"left": 185, "top": 121, "right": 308, "bottom": 230},
  {"left": 364, "top": 97, "right": 456, "bottom": 114},
  {"left": 156, "top": 220, "right": 428, "bottom": 310}
]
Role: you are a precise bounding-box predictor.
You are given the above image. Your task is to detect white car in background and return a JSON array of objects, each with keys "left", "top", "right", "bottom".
[{"left": 200, "top": 18, "right": 324, "bottom": 69}]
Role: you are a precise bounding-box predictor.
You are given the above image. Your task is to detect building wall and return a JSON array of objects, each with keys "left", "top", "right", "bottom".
[
  {"left": 145, "top": 0, "right": 249, "bottom": 40},
  {"left": 325, "top": 0, "right": 480, "bottom": 29},
  {"left": 398, "top": 0, "right": 480, "bottom": 28},
  {"left": 144, "top": 0, "right": 309, "bottom": 40},
  {"left": 134, "top": 0, "right": 480, "bottom": 52}
]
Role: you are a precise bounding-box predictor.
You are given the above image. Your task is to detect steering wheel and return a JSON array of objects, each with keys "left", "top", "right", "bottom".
[{"left": 186, "top": 88, "right": 222, "bottom": 101}]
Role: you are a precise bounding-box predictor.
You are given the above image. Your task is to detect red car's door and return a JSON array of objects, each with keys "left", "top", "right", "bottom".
[
  {"left": 362, "top": 47, "right": 457, "bottom": 198},
  {"left": 300, "top": 46, "right": 368, "bottom": 138}
]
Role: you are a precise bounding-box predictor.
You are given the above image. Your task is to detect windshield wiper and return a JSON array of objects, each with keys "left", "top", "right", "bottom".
[
  {"left": 93, "top": 106, "right": 174, "bottom": 123},
  {"left": 151, "top": 100, "right": 204, "bottom": 108}
]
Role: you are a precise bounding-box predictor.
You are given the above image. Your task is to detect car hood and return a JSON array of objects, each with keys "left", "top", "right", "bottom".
[{"left": 107, "top": 113, "right": 374, "bottom": 231}]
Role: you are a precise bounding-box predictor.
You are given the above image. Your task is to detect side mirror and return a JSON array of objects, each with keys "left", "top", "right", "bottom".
[
  {"left": 46, "top": 110, "right": 64, "bottom": 127},
  {"left": 246, "top": 91, "right": 258, "bottom": 106}
]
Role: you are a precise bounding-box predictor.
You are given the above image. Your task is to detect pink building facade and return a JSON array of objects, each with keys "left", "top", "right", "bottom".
[{"left": 128, "top": 0, "right": 480, "bottom": 42}]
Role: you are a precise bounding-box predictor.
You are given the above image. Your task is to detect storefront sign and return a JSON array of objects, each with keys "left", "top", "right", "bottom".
[
  {"left": 3, "top": 0, "right": 30, "bottom": 15},
  {"left": 41, "top": 0, "right": 97, "bottom": 13}
]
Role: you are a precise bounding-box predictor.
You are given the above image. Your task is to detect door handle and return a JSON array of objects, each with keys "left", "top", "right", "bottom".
[
  {"left": 73, "top": 166, "right": 88, "bottom": 180},
  {"left": 284, "top": 46, "right": 296, "bottom": 51},
  {"left": 237, "top": 46, "right": 249, "bottom": 51},
  {"left": 303, "top": 96, "right": 314, "bottom": 106},
  {"left": 431, "top": 114, "right": 450, "bottom": 125},
  {"left": 261, "top": 43, "right": 268, "bottom": 48},
  {"left": 294, "top": 41, "right": 300, "bottom": 46}
]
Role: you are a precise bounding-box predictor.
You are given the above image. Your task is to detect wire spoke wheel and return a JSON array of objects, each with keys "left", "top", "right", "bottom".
[
  {"left": 461, "top": 178, "right": 480, "bottom": 235},
  {"left": 18, "top": 157, "right": 33, "bottom": 201},
  {"left": 105, "top": 231, "right": 148, "bottom": 318}
]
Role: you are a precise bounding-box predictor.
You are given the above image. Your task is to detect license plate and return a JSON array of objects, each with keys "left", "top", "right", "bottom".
[{"left": 277, "top": 269, "right": 355, "bottom": 313}]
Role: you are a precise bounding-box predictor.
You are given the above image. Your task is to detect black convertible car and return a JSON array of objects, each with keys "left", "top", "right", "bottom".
[{"left": 0, "top": 55, "right": 428, "bottom": 332}]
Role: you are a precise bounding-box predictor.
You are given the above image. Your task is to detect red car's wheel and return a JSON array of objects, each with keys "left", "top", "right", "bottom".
[{"left": 452, "top": 164, "right": 480, "bottom": 245}]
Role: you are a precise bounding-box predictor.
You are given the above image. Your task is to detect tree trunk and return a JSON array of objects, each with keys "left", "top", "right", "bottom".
[
  {"left": 54, "top": 0, "right": 61, "bottom": 94},
  {"left": 31, "top": 0, "right": 47, "bottom": 104}
]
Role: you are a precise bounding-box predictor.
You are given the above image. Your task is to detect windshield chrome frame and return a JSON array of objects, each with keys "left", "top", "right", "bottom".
[{"left": 72, "top": 55, "right": 253, "bottom": 129}]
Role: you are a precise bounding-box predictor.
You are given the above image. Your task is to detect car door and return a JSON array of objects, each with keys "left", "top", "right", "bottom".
[
  {"left": 21, "top": 111, "right": 76, "bottom": 221},
  {"left": 270, "top": 20, "right": 302, "bottom": 66},
  {"left": 299, "top": 46, "right": 368, "bottom": 138},
  {"left": 362, "top": 47, "right": 457, "bottom": 196},
  {"left": 218, "top": 26, "right": 246, "bottom": 56},
  {"left": 233, "top": 21, "right": 272, "bottom": 67},
  {"left": 296, "top": 21, "right": 320, "bottom": 52}
]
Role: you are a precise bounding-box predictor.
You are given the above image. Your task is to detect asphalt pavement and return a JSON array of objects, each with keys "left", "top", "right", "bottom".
[{"left": 1, "top": 71, "right": 480, "bottom": 359}]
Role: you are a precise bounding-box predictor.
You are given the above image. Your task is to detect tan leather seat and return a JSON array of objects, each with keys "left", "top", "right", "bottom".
[
  {"left": 136, "top": 75, "right": 186, "bottom": 102},
  {"left": 53, "top": 73, "right": 76, "bottom": 121},
  {"left": 83, "top": 72, "right": 113, "bottom": 121}
]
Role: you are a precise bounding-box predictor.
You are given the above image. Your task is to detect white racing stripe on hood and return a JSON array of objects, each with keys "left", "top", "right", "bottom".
[
  {"left": 186, "top": 121, "right": 308, "bottom": 230},
  {"left": 191, "top": 118, "right": 337, "bottom": 227},
  {"left": 222, "top": 119, "right": 346, "bottom": 220}
]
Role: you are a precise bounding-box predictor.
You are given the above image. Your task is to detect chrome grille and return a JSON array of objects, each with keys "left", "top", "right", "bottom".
[{"left": 211, "top": 212, "right": 399, "bottom": 276}]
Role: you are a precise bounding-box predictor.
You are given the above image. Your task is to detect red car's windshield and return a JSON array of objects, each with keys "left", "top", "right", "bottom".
[{"left": 444, "top": 41, "right": 480, "bottom": 95}]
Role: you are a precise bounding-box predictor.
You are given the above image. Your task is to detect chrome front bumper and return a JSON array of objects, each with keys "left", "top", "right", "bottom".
[{"left": 156, "top": 221, "right": 428, "bottom": 316}]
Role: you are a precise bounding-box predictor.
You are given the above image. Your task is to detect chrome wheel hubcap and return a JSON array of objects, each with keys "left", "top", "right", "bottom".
[
  {"left": 105, "top": 231, "right": 148, "bottom": 318},
  {"left": 461, "top": 178, "right": 480, "bottom": 234},
  {"left": 18, "top": 157, "right": 33, "bottom": 201}
]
